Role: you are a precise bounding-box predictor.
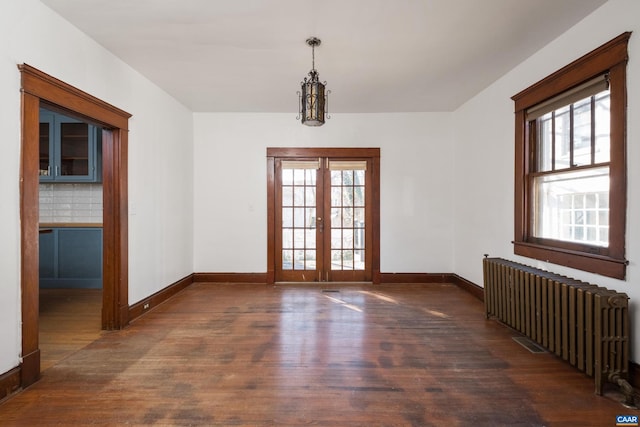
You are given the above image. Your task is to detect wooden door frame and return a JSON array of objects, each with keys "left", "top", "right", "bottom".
[
  {"left": 19, "top": 64, "right": 131, "bottom": 387},
  {"left": 266, "top": 147, "right": 381, "bottom": 285}
]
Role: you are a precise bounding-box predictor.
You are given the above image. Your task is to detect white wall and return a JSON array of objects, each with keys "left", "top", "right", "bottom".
[
  {"left": 453, "top": 0, "right": 640, "bottom": 360},
  {"left": 0, "top": 0, "right": 194, "bottom": 373},
  {"left": 193, "top": 113, "right": 455, "bottom": 274}
]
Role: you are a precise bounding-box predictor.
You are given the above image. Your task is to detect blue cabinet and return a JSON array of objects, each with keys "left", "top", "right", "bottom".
[
  {"left": 39, "top": 109, "right": 101, "bottom": 182},
  {"left": 39, "top": 227, "right": 103, "bottom": 289}
]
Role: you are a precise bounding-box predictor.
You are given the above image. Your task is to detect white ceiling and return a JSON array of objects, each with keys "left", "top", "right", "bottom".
[{"left": 39, "top": 0, "right": 608, "bottom": 113}]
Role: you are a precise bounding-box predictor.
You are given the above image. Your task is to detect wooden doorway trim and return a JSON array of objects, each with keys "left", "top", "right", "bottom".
[
  {"left": 266, "top": 147, "right": 381, "bottom": 285},
  {"left": 19, "top": 64, "right": 131, "bottom": 387}
]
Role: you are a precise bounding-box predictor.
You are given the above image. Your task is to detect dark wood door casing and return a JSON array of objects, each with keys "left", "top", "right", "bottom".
[
  {"left": 266, "top": 147, "right": 381, "bottom": 285},
  {"left": 19, "top": 64, "right": 131, "bottom": 387}
]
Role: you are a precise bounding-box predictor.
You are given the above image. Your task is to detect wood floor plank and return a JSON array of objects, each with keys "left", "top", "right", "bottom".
[
  {"left": 38, "top": 288, "right": 103, "bottom": 371},
  {"left": 1, "top": 283, "right": 635, "bottom": 426}
]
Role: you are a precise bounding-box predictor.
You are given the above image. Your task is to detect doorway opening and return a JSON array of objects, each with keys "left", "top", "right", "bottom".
[
  {"left": 37, "top": 106, "right": 105, "bottom": 370},
  {"left": 267, "top": 148, "right": 380, "bottom": 284},
  {"left": 19, "top": 64, "right": 131, "bottom": 387}
]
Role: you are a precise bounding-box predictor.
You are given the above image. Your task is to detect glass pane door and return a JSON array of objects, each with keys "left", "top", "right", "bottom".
[
  {"left": 326, "top": 160, "right": 370, "bottom": 282},
  {"left": 275, "top": 157, "right": 371, "bottom": 283},
  {"left": 276, "top": 159, "right": 322, "bottom": 282}
]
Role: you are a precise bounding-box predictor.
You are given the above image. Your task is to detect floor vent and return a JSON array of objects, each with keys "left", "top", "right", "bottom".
[
  {"left": 322, "top": 289, "right": 340, "bottom": 293},
  {"left": 512, "top": 336, "right": 547, "bottom": 354}
]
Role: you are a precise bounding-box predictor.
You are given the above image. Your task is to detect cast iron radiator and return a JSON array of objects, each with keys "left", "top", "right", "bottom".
[{"left": 483, "top": 257, "right": 635, "bottom": 405}]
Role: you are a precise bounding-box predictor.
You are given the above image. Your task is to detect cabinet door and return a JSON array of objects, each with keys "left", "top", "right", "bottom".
[
  {"left": 38, "top": 110, "right": 55, "bottom": 181},
  {"left": 38, "top": 230, "right": 56, "bottom": 279},
  {"left": 56, "top": 115, "right": 96, "bottom": 182},
  {"left": 57, "top": 228, "right": 102, "bottom": 280},
  {"left": 39, "top": 110, "right": 98, "bottom": 182},
  {"left": 39, "top": 228, "right": 103, "bottom": 289}
]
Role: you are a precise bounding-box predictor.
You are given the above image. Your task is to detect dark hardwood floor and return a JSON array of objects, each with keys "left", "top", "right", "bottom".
[
  {"left": 39, "top": 288, "right": 103, "bottom": 371},
  {"left": 1, "top": 283, "right": 636, "bottom": 426}
]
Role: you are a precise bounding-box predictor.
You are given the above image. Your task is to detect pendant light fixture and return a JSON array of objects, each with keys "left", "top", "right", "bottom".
[{"left": 297, "top": 37, "right": 330, "bottom": 126}]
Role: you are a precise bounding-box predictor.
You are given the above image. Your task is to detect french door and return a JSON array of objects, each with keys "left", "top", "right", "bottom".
[{"left": 267, "top": 148, "right": 380, "bottom": 283}]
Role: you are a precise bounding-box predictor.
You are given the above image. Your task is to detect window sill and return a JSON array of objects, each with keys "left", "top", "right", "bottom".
[{"left": 513, "top": 241, "right": 626, "bottom": 280}]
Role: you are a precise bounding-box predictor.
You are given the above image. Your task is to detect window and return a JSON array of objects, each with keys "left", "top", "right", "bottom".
[{"left": 511, "top": 33, "right": 630, "bottom": 279}]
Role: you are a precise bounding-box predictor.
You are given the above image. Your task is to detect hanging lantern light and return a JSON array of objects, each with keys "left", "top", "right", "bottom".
[{"left": 297, "top": 37, "right": 330, "bottom": 126}]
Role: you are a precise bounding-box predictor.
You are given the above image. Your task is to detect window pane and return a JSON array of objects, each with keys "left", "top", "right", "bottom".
[
  {"left": 282, "top": 169, "right": 293, "bottom": 185},
  {"left": 282, "top": 229, "right": 293, "bottom": 248},
  {"left": 305, "top": 208, "right": 316, "bottom": 228},
  {"left": 331, "top": 208, "right": 341, "bottom": 228},
  {"left": 282, "top": 208, "right": 293, "bottom": 227},
  {"left": 533, "top": 166, "right": 609, "bottom": 247},
  {"left": 354, "top": 228, "right": 365, "bottom": 249},
  {"left": 331, "top": 250, "right": 342, "bottom": 270},
  {"left": 354, "top": 186, "right": 365, "bottom": 206},
  {"left": 305, "top": 250, "right": 316, "bottom": 270},
  {"left": 305, "top": 229, "right": 316, "bottom": 249},
  {"left": 305, "top": 187, "right": 316, "bottom": 206},
  {"left": 354, "top": 250, "right": 365, "bottom": 270},
  {"left": 342, "top": 250, "right": 354, "bottom": 269},
  {"left": 293, "top": 228, "right": 305, "bottom": 248},
  {"left": 538, "top": 114, "right": 553, "bottom": 172},
  {"left": 331, "top": 229, "right": 341, "bottom": 249},
  {"left": 293, "top": 169, "right": 305, "bottom": 184},
  {"left": 331, "top": 170, "right": 342, "bottom": 185},
  {"left": 331, "top": 187, "right": 342, "bottom": 207},
  {"left": 594, "top": 92, "right": 610, "bottom": 163},
  {"left": 537, "top": 90, "right": 610, "bottom": 172},
  {"left": 343, "top": 229, "right": 353, "bottom": 248},
  {"left": 554, "top": 107, "right": 571, "bottom": 169},
  {"left": 282, "top": 187, "right": 293, "bottom": 206},
  {"left": 305, "top": 169, "right": 316, "bottom": 185},
  {"left": 342, "top": 186, "right": 354, "bottom": 207},
  {"left": 342, "top": 207, "right": 353, "bottom": 227},
  {"left": 293, "top": 208, "right": 304, "bottom": 227},
  {"left": 354, "top": 207, "right": 365, "bottom": 226},
  {"left": 573, "top": 98, "right": 592, "bottom": 166},
  {"left": 293, "top": 187, "right": 305, "bottom": 206},
  {"left": 282, "top": 250, "right": 293, "bottom": 270},
  {"left": 293, "top": 250, "right": 305, "bottom": 270},
  {"left": 342, "top": 170, "right": 353, "bottom": 185}
]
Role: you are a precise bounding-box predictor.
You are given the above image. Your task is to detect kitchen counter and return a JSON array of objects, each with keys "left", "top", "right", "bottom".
[{"left": 40, "top": 222, "right": 103, "bottom": 228}]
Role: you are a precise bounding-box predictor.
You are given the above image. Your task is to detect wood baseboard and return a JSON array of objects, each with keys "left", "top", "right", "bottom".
[
  {"left": 128, "top": 274, "right": 194, "bottom": 322},
  {"left": 20, "top": 349, "right": 40, "bottom": 388},
  {"left": 378, "top": 273, "right": 485, "bottom": 302},
  {"left": 379, "top": 273, "right": 450, "bottom": 283},
  {"left": 449, "top": 274, "right": 484, "bottom": 301},
  {"left": 193, "top": 272, "right": 268, "bottom": 283},
  {"left": 0, "top": 367, "right": 21, "bottom": 403}
]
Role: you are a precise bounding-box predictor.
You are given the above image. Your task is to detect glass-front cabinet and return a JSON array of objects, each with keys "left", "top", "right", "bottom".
[{"left": 39, "top": 109, "right": 101, "bottom": 182}]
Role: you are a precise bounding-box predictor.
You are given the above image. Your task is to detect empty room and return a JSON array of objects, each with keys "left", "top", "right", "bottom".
[{"left": 1, "top": 1, "right": 639, "bottom": 425}]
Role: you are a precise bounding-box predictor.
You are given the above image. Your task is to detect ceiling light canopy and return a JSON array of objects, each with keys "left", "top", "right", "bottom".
[{"left": 298, "top": 37, "right": 330, "bottom": 126}]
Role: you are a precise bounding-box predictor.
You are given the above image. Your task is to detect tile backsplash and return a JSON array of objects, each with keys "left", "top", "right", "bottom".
[{"left": 39, "top": 183, "right": 103, "bottom": 223}]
